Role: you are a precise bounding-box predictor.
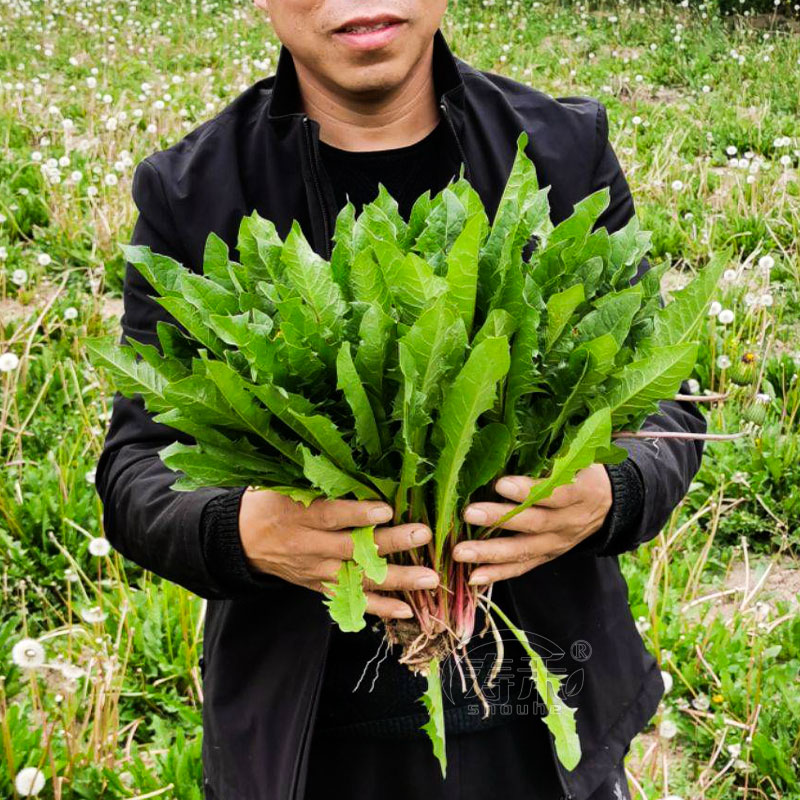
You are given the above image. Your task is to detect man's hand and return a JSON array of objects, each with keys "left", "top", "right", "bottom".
[
  {"left": 452, "top": 464, "right": 613, "bottom": 585},
  {"left": 239, "top": 488, "right": 439, "bottom": 619}
]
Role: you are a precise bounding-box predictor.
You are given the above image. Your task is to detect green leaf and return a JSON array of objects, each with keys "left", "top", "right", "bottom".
[
  {"left": 202, "top": 232, "right": 237, "bottom": 291},
  {"left": 337, "top": 342, "right": 382, "bottom": 458},
  {"left": 237, "top": 210, "right": 285, "bottom": 288},
  {"left": 374, "top": 243, "right": 448, "bottom": 321},
  {"left": 281, "top": 220, "right": 347, "bottom": 333},
  {"left": 433, "top": 336, "right": 511, "bottom": 568},
  {"left": 484, "top": 599, "right": 580, "bottom": 771},
  {"left": 300, "top": 446, "right": 379, "bottom": 501},
  {"left": 413, "top": 187, "right": 467, "bottom": 274},
  {"left": 604, "top": 343, "right": 699, "bottom": 427},
  {"left": 160, "top": 440, "right": 295, "bottom": 489},
  {"left": 322, "top": 560, "right": 367, "bottom": 633},
  {"left": 494, "top": 407, "right": 612, "bottom": 525},
  {"left": 266, "top": 486, "right": 324, "bottom": 507},
  {"left": 120, "top": 243, "right": 187, "bottom": 297},
  {"left": 419, "top": 657, "right": 447, "bottom": 778},
  {"left": 651, "top": 252, "right": 728, "bottom": 347},
  {"left": 86, "top": 337, "right": 171, "bottom": 411},
  {"left": 349, "top": 247, "right": 391, "bottom": 314},
  {"left": 155, "top": 296, "right": 227, "bottom": 358},
  {"left": 399, "top": 295, "right": 468, "bottom": 413},
  {"left": 202, "top": 357, "right": 301, "bottom": 464},
  {"left": 354, "top": 304, "right": 395, "bottom": 401},
  {"left": 545, "top": 283, "right": 585, "bottom": 351},
  {"left": 574, "top": 288, "right": 642, "bottom": 349},
  {"left": 350, "top": 525, "right": 388, "bottom": 584},
  {"left": 460, "top": 423, "right": 513, "bottom": 498},
  {"left": 445, "top": 211, "right": 485, "bottom": 335}
]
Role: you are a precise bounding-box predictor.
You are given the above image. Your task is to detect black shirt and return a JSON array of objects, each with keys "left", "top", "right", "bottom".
[{"left": 311, "top": 119, "right": 540, "bottom": 740}]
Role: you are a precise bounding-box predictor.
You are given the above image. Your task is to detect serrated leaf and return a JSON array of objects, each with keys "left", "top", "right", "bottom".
[
  {"left": 545, "top": 283, "right": 585, "bottom": 351},
  {"left": 495, "top": 407, "right": 612, "bottom": 524},
  {"left": 419, "top": 656, "right": 447, "bottom": 778},
  {"left": 445, "top": 211, "right": 484, "bottom": 335},
  {"left": 267, "top": 486, "right": 324, "bottom": 507},
  {"left": 86, "top": 337, "right": 172, "bottom": 411},
  {"left": 322, "top": 560, "right": 368, "bottom": 633},
  {"left": 350, "top": 525, "right": 387, "bottom": 584},
  {"left": 337, "top": 342, "right": 382, "bottom": 458},
  {"left": 300, "top": 446, "right": 379, "bottom": 501},
  {"left": 433, "top": 336, "right": 511, "bottom": 568},
  {"left": 651, "top": 253, "right": 728, "bottom": 347},
  {"left": 281, "top": 220, "right": 347, "bottom": 333},
  {"left": 604, "top": 343, "right": 699, "bottom": 427},
  {"left": 484, "top": 600, "right": 580, "bottom": 771}
]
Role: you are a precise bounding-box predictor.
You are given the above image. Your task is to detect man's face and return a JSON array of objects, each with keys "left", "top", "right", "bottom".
[{"left": 254, "top": 1, "right": 448, "bottom": 101}]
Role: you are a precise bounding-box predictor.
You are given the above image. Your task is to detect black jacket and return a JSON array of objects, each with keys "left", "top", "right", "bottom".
[{"left": 96, "top": 28, "right": 706, "bottom": 800}]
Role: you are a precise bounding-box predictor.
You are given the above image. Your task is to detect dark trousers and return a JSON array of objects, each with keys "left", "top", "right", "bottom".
[{"left": 304, "top": 714, "right": 631, "bottom": 800}]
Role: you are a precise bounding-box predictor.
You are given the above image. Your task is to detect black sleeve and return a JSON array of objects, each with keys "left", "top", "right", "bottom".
[
  {"left": 574, "top": 101, "right": 707, "bottom": 557},
  {"left": 95, "top": 157, "right": 284, "bottom": 600}
]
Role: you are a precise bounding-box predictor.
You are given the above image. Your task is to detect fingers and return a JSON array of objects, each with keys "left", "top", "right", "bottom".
[
  {"left": 315, "top": 558, "right": 439, "bottom": 592},
  {"left": 362, "top": 564, "right": 439, "bottom": 592},
  {"left": 302, "top": 497, "right": 394, "bottom": 531},
  {"left": 465, "top": 562, "right": 542, "bottom": 586},
  {"left": 316, "top": 579, "right": 415, "bottom": 620},
  {"left": 374, "top": 523, "right": 431, "bottom": 556},
  {"left": 365, "top": 592, "right": 415, "bottom": 620},
  {"left": 492, "top": 475, "right": 576, "bottom": 508},
  {"left": 463, "top": 501, "right": 551, "bottom": 533},
  {"left": 302, "top": 523, "right": 432, "bottom": 561},
  {"left": 452, "top": 531, "right": 565, "bottom": 565}
]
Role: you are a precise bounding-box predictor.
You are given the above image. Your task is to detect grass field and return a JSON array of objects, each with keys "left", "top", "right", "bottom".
[{"left": 1, "top": 0, "right": 798, "bottom": 797}]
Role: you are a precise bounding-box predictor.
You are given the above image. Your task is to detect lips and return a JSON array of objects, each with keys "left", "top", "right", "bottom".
[
  {"left": 338, "top": 20, "right": 398, "bottom": 33},
  {"left": 334, "top": 14, "right": 406, "bottom": 33},
  {"left": 332, "top": 18, "right": 406, "bottom": 50}
]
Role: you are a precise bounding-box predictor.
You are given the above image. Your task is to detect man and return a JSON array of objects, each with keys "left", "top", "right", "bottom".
[{"left": 96, "top": 2, "right": 706, "bottom": 799}]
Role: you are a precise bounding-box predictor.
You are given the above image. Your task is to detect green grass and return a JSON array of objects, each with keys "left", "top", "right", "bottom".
[{"left": 0, "top": 0, "right": 798, "bottom": 797}]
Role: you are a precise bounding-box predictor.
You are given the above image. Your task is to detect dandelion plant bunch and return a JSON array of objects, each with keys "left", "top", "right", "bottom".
[{"left": 89, "top": 132, "right": 725, "bottom": 776}]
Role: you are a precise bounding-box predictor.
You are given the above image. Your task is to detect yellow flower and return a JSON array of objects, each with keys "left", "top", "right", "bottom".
[{"left": 712, "top": 693, "right": 724, "bottom": 703}]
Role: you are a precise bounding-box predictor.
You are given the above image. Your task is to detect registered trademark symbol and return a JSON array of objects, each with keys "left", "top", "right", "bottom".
[{"left": 570, "top": 640, "right": 592, "bottom": 662}]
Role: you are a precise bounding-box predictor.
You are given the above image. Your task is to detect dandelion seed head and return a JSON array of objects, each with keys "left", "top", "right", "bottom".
[
  {"left": 88, "top": 537, "right": 111, "bottom": 557},
  {"left": 659, "top": 718, "right": 678, "bottom": 739},
  {"left": 14, "top": 767, "right": 46, "bottom": 797},
  {"left": 692, "top": 693, "right": 710, "bottom": 710},
  {"left": 11, "top": 268, "right": 28, "bottom": 286},
  {"left": 80, "top": 606, "right": 107, "bottom": 624},
  {"left": 758, "top": 254, "right": 775, "bottom": 272},
  {"left": 12, "top": 638, "right": 45, "bottom": 668},
  {"left": 717, "top": 308, "right": 735, "bottom": 324},
  {"left": 59, "top": 663, "right": 86, "bottom": 680},
  {"left": 0, "top": 352, "right": 20, "bottom": 372}
]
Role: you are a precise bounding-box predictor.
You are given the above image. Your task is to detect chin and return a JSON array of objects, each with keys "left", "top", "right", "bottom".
[{"left": 332, "top": 61, "right": 407, "bottom": 96}]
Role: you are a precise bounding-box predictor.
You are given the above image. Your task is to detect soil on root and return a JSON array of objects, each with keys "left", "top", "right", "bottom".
[{"left": 384, "top": 618, "right": 453, "bottom": 674}]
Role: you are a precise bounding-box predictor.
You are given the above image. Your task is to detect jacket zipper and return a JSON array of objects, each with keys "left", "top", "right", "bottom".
[
  {"left": 439, "top": 98, "right": 472, "bottom": 185},
  {"left": 503, "top": 581, "right": 574, "bottom": 800},
  {"left": 302, "top": 114, "right": 333, "bottom": 260}
]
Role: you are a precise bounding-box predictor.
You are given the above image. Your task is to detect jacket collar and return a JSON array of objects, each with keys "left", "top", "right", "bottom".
[{"left": 266, "top": 26, "right": 466, "bottom": 121}]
